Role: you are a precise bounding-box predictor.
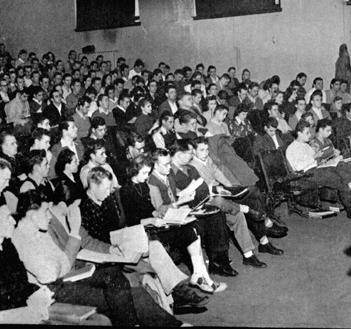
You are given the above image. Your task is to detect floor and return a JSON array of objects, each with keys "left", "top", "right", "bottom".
[{"left": 178, "top": 204, "right": 351, "bottom": 327}]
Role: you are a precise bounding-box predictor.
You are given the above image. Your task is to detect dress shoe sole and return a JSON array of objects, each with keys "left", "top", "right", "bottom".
[
  {"left": 242, "top": 260, "right": 267, "bottom": 268},
  {"left": 258, "top": 247, "right": 284, "bottom": 255}
]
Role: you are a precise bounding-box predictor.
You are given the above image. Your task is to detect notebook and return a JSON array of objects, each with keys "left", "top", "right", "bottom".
[
  {"left": 76, "top": 249, "right": 142, "bottom": 264},
  {"left": 163, "top": 207, "right": 196, "bottom": 225}
]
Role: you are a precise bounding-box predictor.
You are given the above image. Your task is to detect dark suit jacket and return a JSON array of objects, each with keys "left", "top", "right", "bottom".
[
  {"left": 253, "top": 133, "right": 286, "bottom": 156},
  {"left": 158, "top": 100, "right": 177, "bottom": 118},
  {"left": 43, "top": 103, "right": 69, "bottom": 127}
]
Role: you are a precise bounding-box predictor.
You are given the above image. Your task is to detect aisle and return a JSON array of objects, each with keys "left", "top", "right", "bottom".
[{"left": 178, "top": 206, "right": 351, "bottom": 327}]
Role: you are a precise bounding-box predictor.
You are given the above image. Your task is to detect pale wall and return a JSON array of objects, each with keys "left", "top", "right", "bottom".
[{"left": 0, "top": 0, "right": 350, "bottom": 88}]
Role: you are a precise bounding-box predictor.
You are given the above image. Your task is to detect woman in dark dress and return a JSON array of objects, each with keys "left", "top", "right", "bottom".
[{"left": 54, "top": 148, "right": 84, "bottom": 204}]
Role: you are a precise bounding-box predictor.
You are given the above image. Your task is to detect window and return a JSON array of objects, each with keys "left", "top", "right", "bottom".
[
  {"left": 76, "top": 0, "right": 140, "bottom": 32},
  {"left": 193, "top": 0, "right": 282, "bottom": 20}
]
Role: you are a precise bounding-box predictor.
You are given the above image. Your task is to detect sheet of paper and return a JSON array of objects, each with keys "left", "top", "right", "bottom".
[
  {"left": 177, "top": 178, "right": 204, "bottom": 197},
  {"left": 163, "top": 207, "right": 191, "bottom": 224},
  {"left": 109, "top": 224, "right": 149, "bottom": 254},
  {"left": 76, "top": 249, "right": 142, "bottom": 264}
]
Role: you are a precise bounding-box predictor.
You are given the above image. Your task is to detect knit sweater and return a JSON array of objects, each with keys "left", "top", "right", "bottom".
[{"left": 12, "top": 218, "right": 81, "bottom": 285}]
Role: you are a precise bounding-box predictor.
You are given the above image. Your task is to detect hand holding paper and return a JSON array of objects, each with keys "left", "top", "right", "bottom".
[{"left": 26, "top": 286, "right": 55, "bottom": 321}]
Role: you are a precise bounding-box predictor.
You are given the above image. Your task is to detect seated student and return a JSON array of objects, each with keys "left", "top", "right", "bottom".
[
  {"left": 177, "top": 92, "right": 206, "bottom": 128},
  {"left": 247, "top": 82, "right": 264, "bottom": 111},
  {"left": 158, "top": 84, "right": 178, "bottom": 117},
  {"left": 80, "top": 139, "right": 120, "bottom": 190},
  {"left": 301, "top": 111, "right": 317, "bottom": 138},
  {"left": 54, "top": 148, "right": 84, "bottom": 205},
  {"left": 325, "top": 78, "right": 341, "bottom": 104},
  {"left": 174, "top": 110, "right": 200, "bottom": 140},
  {"left": 112, "top": 92, "right": 131, "bottom": 130},
  {"left": 43, "top": 89, "right": 68, "bottom": 128},
  {"left": 202, "top": 95, "right": 218, "bottom": 123},
  {"left": 66, "top": 79, "right": 83, "bottom": 113},
  {"left": 305, "top": 77, "right": 327, "bottom": 104},
  {"left": 49, "top": 119, "right": 84, "bottom": 179},
  {"left": 72, "top": 96, "right": 91, "bottom": 140},
  {"left": 286, "top": 120, "right": 351, "bottom": 217},
  {"left": 264, "top": 101, "right": 292, "bottom": 134},
  {"left": 296, "top": 72, "right": 307, "bottom": 99},
  {"left": 227, "top": 83, "right": 250, "bottom": 120},
  {"left": 12, "top": 190, "right": 187, "bottom": 326},
  {"left": 190, "top": 137, "right": 284, "bottom": 264},
  {"left": 84, "top": 86, "right": 98, "bottom": 117},
  {"left": 35, "top": 114, "right": 51, "bottom": 132},
  {"left": 205, "top": 104, "right": 231, "bottom": 137},
  {"left": 229, "top": 103, "right": 256, "bottom": 138},
  {"left": 28, "top": 86, "right": 44, "bottom": 124},
  {"left": 309, "top": 119, "right": 341, "bottom": 162},
  {"left": 29, "top": 128, "right": 52, "bottom": 163},
  {"left": 121, "top": 155, "right": 225, "bottom": 286},
  {"left": 253, "top": 117, "right": 286, "bottom": 155},
  {"left": 152, "top": 111, "right": 177, "bottom": 149},
  {"left": 281, "top": 81, "right": 300, "bottom": 119},
  {"left": 134, "top": 97, "right": 155, "bottom": 138},
  {"left": 330, "top": 96, "right": 343, "bottom": 119},
  {"left": 288, "top": 97, "right": 306, "bottom": 130},
  {"left": 148, "top": 147, "right": 231, "bottom": 287},
  {"left": 332, "top": 104, "right": 351, "bottom": 148},
  {"left": 309, "top": 90, "right": 331, "bottom": 122},
  {"left": 192, "top": 89, "right": 205, "bottom": 115},
  {"left": 337, "top": 79, "right": 351, "bottom": 104},
  {"left": 80, "top": 166, "right": 210, "bottom": 308},
  {"left": 19, "top": 150, "right": 55, "bottom": 202},
  {"left": 92, "top": 94, "right": 117, "bottom": 127},
  {"left": 0, "top": 131, "right": 27, "bottom": 195}
]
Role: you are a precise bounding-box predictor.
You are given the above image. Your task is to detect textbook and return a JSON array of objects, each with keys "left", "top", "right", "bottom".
[
  {"left": 63, "top": 263, "right": 96, "bottom": 282},
  {"left": 76, "top": 249, "right": 142, "bottom": 264},
  {"left": 163, "top": 207, "right": 196, "bottom": 225},
  {"left": 48, "top": 303, "right": 96, "bottom": 324}
]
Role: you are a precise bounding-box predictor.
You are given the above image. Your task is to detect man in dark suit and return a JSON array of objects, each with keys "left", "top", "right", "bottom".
[
  {"left": 43, "top": 89, "right": 69, "bottom": 128},
  {"left": 253, "top": 117, "right": 286, "bottom": 156},
  {"left": 158, "top": 84, "right": 178, "bottom": 118}
]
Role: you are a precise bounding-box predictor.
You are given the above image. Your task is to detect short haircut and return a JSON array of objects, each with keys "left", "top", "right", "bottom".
[
  {"left": 165, "top": 84, "right": 176, "bottom": 94},
  {"left": 214, "top": 104, "right": 228, "bottom": 114},
  {"left": 175, "top": 110, "right": 196, "bottom": 124},
  {"left": 249, "top": 82, "right": 259, "bottom": 89},
  {"left": 0, "top": 130, "right": 14, "bottom": 146},
  {"left": 221, "top": 73, "right": 230, "bottom": 80},
  {"left": 31, "top": 128, "right": 50, "bottom": 142},
  {"left": 296, "top": 72, "right": 307, "bottom": 80},
  {"left": 118, "top": 92, "right": 130, "bottom": 103},
  {"left": 27, "top": 149, "right": 47, "bottom": 173},
  {"left": 159, "top": 110, "right": 174, "bottom": 126},
  {"left": 218, "top": 90, "right": 228, "bottom": 100},
  {"left": 237, "top": 83, "right": 248, "bottom": 93},
  {"left": 316, "top": 118, "right": 332, "bottom": 132},
  {"left": 191, "top": 136, "right": 208, "bottom": 149},
  {"left": 295, "top": 119, "right": 311, "bottom": 134},
  {"left": 59, "top": 119, "right": 74, "bottom": 132},
  {"left": 264, "top": 101, "right": 279, "bottom": 112},
  {"left": 134, "top": 59, "right": 144, "bottom": 67},
  {"left": 301, "top": 112, "right": 313, "bottom": 121},
  {"left": 207, "top": 95, "right": 217, "bottom": 103},
  {"left": 196, "top": 63, "right": 204, "bottom": 70},
  {"left": 151, "top": 148, "right": 170, "bottom": 163},
  {"left": 31, "top": 86, "right": 44, "bottom": 96},
  {"left": 78, "top": 95, "right": 92, "bottom": 107},
  {"left": 191, "top": 88, "right": 202, "bottom": 97},
  {"left": 174, "top": 69, "right": 184, "bottom": 76},
  {"left": 87, "top": 166, "right": 112, "bottom": 188},
  {"left": 115, "top": 78, "right": 125, "bottom": 85},
  {"left": 310, "top": 89, "right": 323, "bottom": 101},
  {"left": 84, "top": 139, "right": 106, "bottom": 162},
  {"left": 312, "top": 77, "right": 323, "bottom": 86},
  {"left": 264, "top": 117, "right": 278, "bottom": 129},
  {"left": 85, "top": 86, "right": 97, "bottom": 95},
  {"left": 49, "top": 89, "right": 60, "bottom": 99},
  {"left": 55, "top": 148, "right": 76, "bottom": 177},
  {"left": 191, "top": 80, "right": 201, "bottom": 88},
  {"left": 127, "top": 154, "right": 153, "bottom": 179},
  {"left": 91, "top": 116, "right": 106, "bottom": 129},
  {"left": 333, "top": 96, "right": 343, "bottom": 103},
  {"left": 169, "top": 139, "right": 192, "bottom": 157},
  {"left": 72, "top": 78, "right": 81, "bottom": 86}
]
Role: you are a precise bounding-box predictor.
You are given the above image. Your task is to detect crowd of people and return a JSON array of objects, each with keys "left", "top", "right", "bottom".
[{"left": 1, "top": 42, "right": 351, "bottom": 326}]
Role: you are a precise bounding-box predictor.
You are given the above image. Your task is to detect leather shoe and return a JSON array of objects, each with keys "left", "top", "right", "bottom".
[
  {"left": 243, "top": 254, "right": 267, "bottom": 268},
  {"left": 258, "top": 242, "right": 284, "bottom": 255},
  {"left": 209, "top": 262, "right": 238, "bottom": 277},
  {"left": 172, "top": 282, "right": 209, "bottom": 308},
  {"left": 266, "top": 223, "right": 288, "bottom": 238}
]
